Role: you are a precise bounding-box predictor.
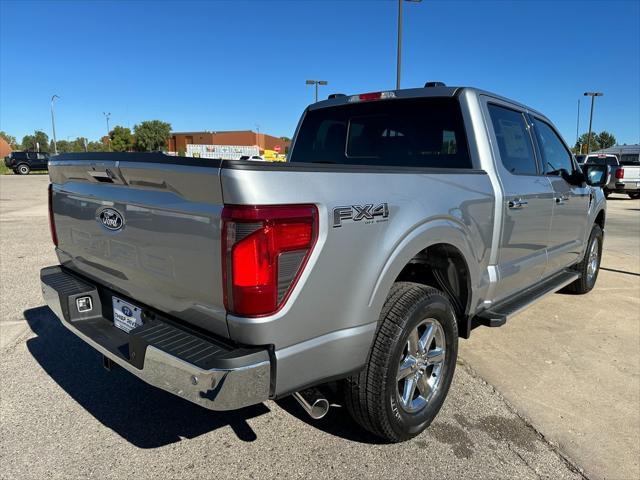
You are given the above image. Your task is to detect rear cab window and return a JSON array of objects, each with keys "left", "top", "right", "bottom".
[{"left": 290, "top": 97, "right": 472, "bottom": 169}]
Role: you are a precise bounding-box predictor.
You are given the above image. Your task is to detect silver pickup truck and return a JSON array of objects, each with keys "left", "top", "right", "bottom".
[
  {"left": 584, "top": 153, "right": 640, "bottom": 199},
  {"left": 41, "top": 85, "right": 609, "bottom": 442}
]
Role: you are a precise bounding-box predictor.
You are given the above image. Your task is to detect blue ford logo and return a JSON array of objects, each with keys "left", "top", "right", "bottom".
[
  {"left": 122, "top": 306, "right": 133, "bottom": 317},
  {"left": 98, "top": 208, "right": 124, "bottom": 231}
]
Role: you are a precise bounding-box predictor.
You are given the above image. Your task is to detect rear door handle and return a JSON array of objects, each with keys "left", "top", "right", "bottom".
[
  {"left": 508, "top": 199, "right": 528, "bottom": 209},
  {"left": 555, "top": 195, "right": 569, "bottom": 204}
]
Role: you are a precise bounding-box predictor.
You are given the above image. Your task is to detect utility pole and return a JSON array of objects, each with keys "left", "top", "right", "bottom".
[
  {"left": 305, "top": 80, "right": 328, "bottom": 102},
  {"left": 51, "top": 95, "right": 60, "bottom": 154},
  {"left": 583, "top": 92, "right": 603, "bottom": 154},
  {"left": 103, "top": 112, "right": 111, "bottom": 151}
]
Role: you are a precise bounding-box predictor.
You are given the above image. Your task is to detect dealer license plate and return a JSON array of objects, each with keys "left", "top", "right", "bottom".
[{"left": 112, "top": 296, "right": 143, "bottom": 333}]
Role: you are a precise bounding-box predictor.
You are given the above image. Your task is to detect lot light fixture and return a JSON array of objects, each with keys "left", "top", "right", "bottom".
[{"left": 306, "top": 80, "right": 328, "bottom": 103}]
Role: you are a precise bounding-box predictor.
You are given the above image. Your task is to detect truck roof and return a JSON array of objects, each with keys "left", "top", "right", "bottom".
[{"left": 310, "top": 85, "right": 546, "bottom": 119}]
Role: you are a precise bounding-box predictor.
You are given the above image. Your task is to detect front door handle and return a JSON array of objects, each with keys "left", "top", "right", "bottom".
[{"left": 508, "top": 199, "right": 528, "bottom": 209}]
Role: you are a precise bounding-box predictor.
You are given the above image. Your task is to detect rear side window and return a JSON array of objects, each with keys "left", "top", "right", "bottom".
[
  {"left": 586, "top": 156, "right": 618, "bottom": 166},
  {"left": 487, "top": 104, "right": 538, "bottom": 175},
  {"left": 290, "top": 98, "right": 471, "bottom": 168},
  {"left": 531, "top": 118, "right": 574, "bottom": 175},
  {"left": 620, "top": 154, "right": 640, "bottom": 166}
]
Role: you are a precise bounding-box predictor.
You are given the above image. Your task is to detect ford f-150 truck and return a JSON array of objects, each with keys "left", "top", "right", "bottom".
[{"left": 41, "top": 85, "right": 609, "bottom": 442}]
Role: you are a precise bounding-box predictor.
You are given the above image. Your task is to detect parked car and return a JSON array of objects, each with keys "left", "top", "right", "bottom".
[
  {"left": 4, "top": 151, "right": 49, "bottom": 174},
  {"left": 40, "top": 84, "right": 608, "bottom": 442},
  {"left": 239, "top": 155, "right": 266, "bottom": 162},
  {"left": 585, "top": 153, "right": 640, "bottom": 198}
]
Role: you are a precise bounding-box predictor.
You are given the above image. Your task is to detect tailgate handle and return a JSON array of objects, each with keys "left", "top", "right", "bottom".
[{"left": 88, "top": 169, "right": 115, "bottom": 183}]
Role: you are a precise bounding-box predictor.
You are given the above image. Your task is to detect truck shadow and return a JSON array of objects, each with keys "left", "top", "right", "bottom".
[
  {"left": 23, "top": 306, "right": 269, "bottom": 448},
  {"left": 275, "top": 397, "right": 389, "bottom": 445}
]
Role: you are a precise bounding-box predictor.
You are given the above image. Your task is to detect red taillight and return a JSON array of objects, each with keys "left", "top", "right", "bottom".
[
  {"left": 615, "top": 168, "right": 624, "bottom": 179},
  {"left": 48, "top": 184, "right": 58, "bottom": 247},
  {"left": 222, "top": 204, "right": 318, "bottom": 317}
]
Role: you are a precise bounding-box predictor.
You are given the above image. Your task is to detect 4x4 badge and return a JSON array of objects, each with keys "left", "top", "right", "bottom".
[{"left": 333, "top": 203, "right": 389, "bottom": 228}]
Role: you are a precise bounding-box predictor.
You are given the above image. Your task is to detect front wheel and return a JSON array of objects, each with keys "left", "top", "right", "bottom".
[
  {"left": 629, "top": 192, "right": 640, "bottom": 200},
  {"left": 16, "top": 164, "right": 30, "bottom": 175},
  {"left": 564, "top": 224, "right": 603, "bottom": 294},
  {"left": 343, "top": 283, "right": 458, "bottom": 442}
]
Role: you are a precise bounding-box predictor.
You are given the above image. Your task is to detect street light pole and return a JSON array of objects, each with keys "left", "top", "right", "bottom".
[
  {"left": 396, "top": 0, "right": 403, "bottom": 90},
  {"left": 305, "top": 80, "right": 328, "bottom": 102},
  {"left": 575, "top": 99, "right": 580, "bottom": 146},
  {"left": 51, "top": 95, "right": 60, "bottom": 154},
  {"left": 103, "top": 112, "right": 111, "bottom": 151},
  {"left": 583, "top": 92, "right": 603, "bottom": 154},
  {"left": 396, "top": 0, "right": 421, "bottom": 90}
]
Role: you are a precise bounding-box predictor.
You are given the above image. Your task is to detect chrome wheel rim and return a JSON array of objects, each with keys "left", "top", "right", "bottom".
[
  {"left": 586, "top": 237, "right": 600, "bottom": 282},
  {"left": 396, "top": 318, "right": 446, "bottom": 413},
  {"left": 19, "top": 166, "right": 28, "bottom": 174}
]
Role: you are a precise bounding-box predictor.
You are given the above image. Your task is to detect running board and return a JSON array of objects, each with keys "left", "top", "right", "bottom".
[{"left": 475, "top": 270, "right": 579, "bottom": 328}]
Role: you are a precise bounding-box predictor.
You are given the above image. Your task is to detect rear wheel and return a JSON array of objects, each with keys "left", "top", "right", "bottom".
[
  {"left": 16, "top": 164, "right": 30, "bottom": 175},
  {"left": 343, "top": 283, "right": 458, "bottom": 442},
  {"left": 564, "top": 224, "right": 603, "bottom": 294}
]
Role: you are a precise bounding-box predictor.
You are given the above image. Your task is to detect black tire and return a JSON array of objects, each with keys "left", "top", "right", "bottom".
[
  {"left": 16, "top": 163, "right": 30, "bottom": 175},
  {"left": 564, "top": 224, "right": 603, "bottom": 294},
  {"left": 629, "top": 193, "right": 640, "bottom": 200},
  {"left": 343, "top": 282, "right": 458, "bottom": 442}
]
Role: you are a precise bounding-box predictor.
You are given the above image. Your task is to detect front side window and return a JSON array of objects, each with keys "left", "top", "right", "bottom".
[
  {"left": 290, "top": 97, "right": 471, "bottom": 168},
  {"left": 532, "top": 119, "right": 574, "bottom": 175},
  {"left": 487, "top": 104, "right": 538, "bottom": 175}
]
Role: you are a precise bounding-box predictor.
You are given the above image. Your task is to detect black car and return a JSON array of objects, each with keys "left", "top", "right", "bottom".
[{"left": 4, "top": 151, "right": 50, "bottom": 174}]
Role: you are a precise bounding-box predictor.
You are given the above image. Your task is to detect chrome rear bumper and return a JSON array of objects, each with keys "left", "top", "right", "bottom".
[{"left": 41, "top": 266, "right": 271, "bottom": 411}]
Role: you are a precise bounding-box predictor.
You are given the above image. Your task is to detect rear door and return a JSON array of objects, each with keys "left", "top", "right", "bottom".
[
  {"left": 530, "top": 117, "right": 590, "bottom": 274},
  {"left": 485, "top": 101, "right": 555, "bottom": 301}
]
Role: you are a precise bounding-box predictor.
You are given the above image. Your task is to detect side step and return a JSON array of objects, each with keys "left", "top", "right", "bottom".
[{"left": 475, "top": 270, "right": 579, "bottom": 328}]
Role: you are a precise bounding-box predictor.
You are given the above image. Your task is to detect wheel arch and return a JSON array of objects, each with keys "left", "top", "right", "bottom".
[{"left": 368, "top": 219, "right": 483, "bottom": 339}]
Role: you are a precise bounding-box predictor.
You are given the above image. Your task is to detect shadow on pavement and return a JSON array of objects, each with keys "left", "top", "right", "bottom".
[
  {"left": 600, "top": 267, "right": 640, "bottom": 277},
  {"left": 275, "top": 396, "right": 388, "bottom": 445},
  {"left": 24, "top": 306, "right": 269, "bottom": 448}
]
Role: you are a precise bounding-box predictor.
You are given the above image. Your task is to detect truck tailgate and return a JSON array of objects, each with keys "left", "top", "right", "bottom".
[{"left": 48, "top": 153, "right": 229, "bottom": 338}]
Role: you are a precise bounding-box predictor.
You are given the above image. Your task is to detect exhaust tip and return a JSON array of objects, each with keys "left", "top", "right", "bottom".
[{"left": 293, "top": 389, "right": 330, "bottom": 420}]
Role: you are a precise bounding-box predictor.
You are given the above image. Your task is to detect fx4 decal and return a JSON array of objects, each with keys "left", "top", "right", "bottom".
[{"left": 333, "top": 203, "right": 390, "bottom": 228}]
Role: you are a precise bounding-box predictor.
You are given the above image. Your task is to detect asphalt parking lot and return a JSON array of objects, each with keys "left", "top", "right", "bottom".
[{"left": 1, "top": 174, "right": 638, "bottom": 480}]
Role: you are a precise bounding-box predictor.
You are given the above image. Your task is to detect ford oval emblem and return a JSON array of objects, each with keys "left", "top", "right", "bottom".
[
  {"left": 98, "top": 208, "right": 124, "bottom": 231},
  {"left": 121, "top": 306, "right": 133, "bottom": 317}
]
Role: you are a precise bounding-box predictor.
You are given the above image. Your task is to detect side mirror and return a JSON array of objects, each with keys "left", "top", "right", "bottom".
[{"left": 581, "top": 164, "right": 609, "bottom": 188}]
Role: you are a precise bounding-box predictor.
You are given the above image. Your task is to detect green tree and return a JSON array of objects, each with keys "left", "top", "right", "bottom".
[
  {"left": 109, "top": 126, "right": 134, "bottom": 152},
  {"left": 133, "top": 120, "right": 171, "bottom": 151},
  {"left": 574, "top": 133, "right": 599, "bottom": 154},
  {"left": 595, "top": 131, "right": 616, "bottom": 150},
  {"left": 87, "top": 141, "right": 104, "bottom": 152},
  {"left": 0, "top": 131, "right": 18, "bottom": 149},
  {"left": 21, "top": 130, "right": 50, "bottom": 152},
  {"left": 53, "top": 140, "right": 72, "bottom": 153}
]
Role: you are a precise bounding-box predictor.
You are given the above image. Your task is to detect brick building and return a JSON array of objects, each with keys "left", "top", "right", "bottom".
[{"left": 168, "top": 130, "right": 290, "bottom": 154}]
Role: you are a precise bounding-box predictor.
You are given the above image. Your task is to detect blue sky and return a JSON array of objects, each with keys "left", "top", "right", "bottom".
[{"left": 1, "top": 0, "right": 639, "bottom": 146}]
